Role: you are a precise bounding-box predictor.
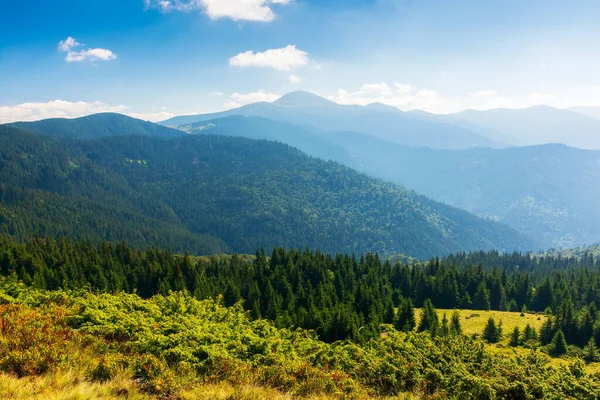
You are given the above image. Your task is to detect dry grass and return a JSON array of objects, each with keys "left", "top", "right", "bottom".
[
  {"left": 0, "top": 372, "right": 424, "bottom": 400},
  {"left": 0, "top": 370, "right": 152, "bottom": 400}
]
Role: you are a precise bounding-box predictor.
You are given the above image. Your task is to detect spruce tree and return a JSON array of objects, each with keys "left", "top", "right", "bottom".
[
  {"left": 509, "top": 327, "right": 521, "bottom": 346},
  {"left": 473, "top": 282, "right": 491, "bottom": 310},
  {"left": 440, "top": 313, "right": 450, "bottom": 337},
  {"left": 417, "top": 299, "right": 439, "bottom": 335},
  {"left": 540, "top": 318, "right": 555, "bottom": 345},
  {"left": 450, "top": 310, "right": 462, "bottom": 336},
  {"left": 551, "top": 329, "right": 568, "bottom": 356},
  {"left": 585, "top": 338, "right": 598, "bottom": 362},
  {"left": 483, "top": 317, "right": 502, "bottom": 343}
]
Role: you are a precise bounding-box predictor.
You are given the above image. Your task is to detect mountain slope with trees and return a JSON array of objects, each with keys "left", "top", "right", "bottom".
[
  {"left": 0, "top": 122, "right": 533, "bottom": 259},
  {"left": 173, "top": 114, "right": 600, "bottom": 249},
  {"left": 9, "top": 112, "right": 185, "bottom": 140}
]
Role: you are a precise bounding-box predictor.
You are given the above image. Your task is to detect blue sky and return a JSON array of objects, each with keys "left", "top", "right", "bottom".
[{"left": 1, "top": 0, "right": 600, "bottom": 122}]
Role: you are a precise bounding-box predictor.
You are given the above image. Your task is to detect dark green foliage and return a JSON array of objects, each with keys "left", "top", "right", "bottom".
[
  {"left": 482, "top": 317, "right": 502, "bottom": 343},
  {"left": 585, "top": 338, "right": 598, "bottom": 362},
  {"left": 473, "top": 282, "right": 491, "bottom": 310},
  {"left": 3, "top": 234, "right": 600, "bottom": 347},
  {"left": 394, "top": 297, "right": 416, "bottom": 332},
  {"left": 418, "top": 299, "right": 439, "bottom": 335},
  {"left": 509, "top": 327, "right": 521, "bottom": 346},
  {"left": 0, "top": 124, "right": 534, "bottom": 260},
  {"left": 551, "top": 329, "right": 568, "bottom": 356},
  {"left": 450, "top": 310, "right": 462, "bottom": 336},
  {"left": 9, "top": 113, "right": 184, "bottom": 140},
  {"left": 540, "top": 318, "right": 556, "bottom": 345},
  {"left": 523, "top": 323, "right": 538, "bottom": 341}
]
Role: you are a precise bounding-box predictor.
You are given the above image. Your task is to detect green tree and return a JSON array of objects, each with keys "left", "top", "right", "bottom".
[
  {"left": 585, "top": 338, "right": 598, "bottom": 362},
  {"left": 550, "top": 329, "right": 568, "bottom": 356},
  {"left": 418, "top": 299, "right": 439, "bottom": 335},
  {"left": 473, "top": 282, "right": 491, "bottom": 310},
  {"left": 482, "top": 317, "right": 502, "bottom": 343},
  {"left": 540, "top": 318, "right": 555, "bottom": 345},
  {"left": 450, "top": 310, "right": 462, "bottom": 336},
  {"left": 509, "top": 327, "right": 521, "bottom": 346},
  {"left": 394, "top": 297, "right": 416, "bottom": 332}
]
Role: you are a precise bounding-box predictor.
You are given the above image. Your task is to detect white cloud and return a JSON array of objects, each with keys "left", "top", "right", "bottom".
[
  {"left": 224, "top": 90, "right": 281, "bottom": 108},
  {"left": 58, "top": 37, "right": 81, "bottom": 52},
  {"left": 144, "top": 0, "right": 291, "bottom": 22},
  {"left": 329, "top": 83, "right": 459, "bottom": 114},
  {"left": 360, "top": 82, "right": 393, "bottom": 96},
  {"left": 58, "top": 37, "right": 117, "bottom": 63},
  {"left": 394, "top": 83, "right": 413, "bottom": 95},
  {"left": 471, "top": 89, "right": 498, "bottom": 98},
  {"left": 288, "top": 74, "right": 301, "bottom": 84},
  {"left": 209, "top": 91, "right": 225, "bottom": 96},
  {"left": 229, "top": 45, "right": 308, "bottom": 71},
  {"left": 127, "top": 111, "right": 176, "bottom": 121},
  {"left": 0, "top": 100, "right": 127, "bottom": 123},
  {"left": 65, "top": 48, "right": 117, "bottom": 63},
  {"left": 0, "top": 100, "right": 175, "bottom": 123}
]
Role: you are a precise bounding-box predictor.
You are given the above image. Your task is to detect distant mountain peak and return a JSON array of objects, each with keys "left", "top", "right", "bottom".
[
  {"left": 365, "top": 102, "right": 402, "bottom": 113},
  {"left": 274, "top": 91, "right": 335, "bottom": 107}
]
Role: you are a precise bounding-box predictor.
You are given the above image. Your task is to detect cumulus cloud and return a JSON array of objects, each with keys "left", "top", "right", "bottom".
[
  {"left": 144, "top": 0, "right": 291, "bottom": 22},
  {"left": 288, "top": 74, "right": 301, "bottom": 84},
  {"left": 329, "top": 82, "right": 600, "bottom": 113},
  {"left": 58, "top": 37, "right": 81, "bottom": 52},
  {"left": 224, "top": 90, "right": 280, "bottom": 108},
  {"left": 58, "top": 37, "right": 117, "bottom": 63},
  {"left": 329, "top": 82, "right": 459, "bottom": 113},
  {"left": 0, "top": 100, "right": 174, "bottom": 123},
  {"left": 229, "top": 45, "right": 309, "bottom": 71}
]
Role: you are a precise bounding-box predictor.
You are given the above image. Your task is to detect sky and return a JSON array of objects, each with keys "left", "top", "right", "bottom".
[{"left": 1, "top": 0, "right": 600, "bottom": 122}]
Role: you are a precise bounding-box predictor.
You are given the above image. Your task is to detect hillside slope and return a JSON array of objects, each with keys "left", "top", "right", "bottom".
[
  {"left": 9, "top": 113, "right": 184, "bottom": 140},
  {"left": 179, "top": 115, "right": 600, "bottom": 249},
  {"left": 0, "top": 124, "right": 534, "bottom": 259}
]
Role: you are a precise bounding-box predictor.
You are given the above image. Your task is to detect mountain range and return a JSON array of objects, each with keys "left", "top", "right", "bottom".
[
  {"left": 0, "top": 117, "right": 533, "bottom": 259},
  {"left": 162, "top": 91, "right": 504, "bottom": 149},
  {"left": 159, "top": 92, "right": 600, "bottom": 248}
]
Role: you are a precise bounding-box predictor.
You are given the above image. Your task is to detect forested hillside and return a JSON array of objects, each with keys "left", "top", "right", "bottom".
[
  {"left": 3, "top": 236, "right": 600, "bottom": 399},
  {"left": 182, "top": 115, "right": 600, "bottom": 249},
  {"left": 9, "top": 113, "right": 184, "bottom": 140},
  {"left": 2, "top": 235, "right": 599, "bottom": 344},
  {"left": 0, "top": 124, "right": 533, "bottom": 259}
]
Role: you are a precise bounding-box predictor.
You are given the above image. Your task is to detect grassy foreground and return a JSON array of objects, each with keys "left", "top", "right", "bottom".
[{"left": 1, "top": 282, "right": 600, "bottom": 399}]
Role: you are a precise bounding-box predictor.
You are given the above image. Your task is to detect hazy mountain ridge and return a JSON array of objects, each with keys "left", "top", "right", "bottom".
[
  {"left": 0, "top": 119, "right": 534, "bottom": 259},
  {"left": 172, "top": 113, "right": 600, "bottom": 249},
  {"left": 161, "top": 91, "right": 503, "bottom": 149}
]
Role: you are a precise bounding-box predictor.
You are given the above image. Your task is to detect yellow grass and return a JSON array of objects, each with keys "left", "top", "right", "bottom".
[
  {"left": 0, "top": 371, "right": 424, "bottom": 400},
  {"left": 433, "top": 308, "right": 547, "bottom": 339}
]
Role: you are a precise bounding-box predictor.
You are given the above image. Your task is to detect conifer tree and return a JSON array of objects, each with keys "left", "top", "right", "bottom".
[
  {"left": 585, "top": 338, "right": 598, "bottom": 362},
  {"left": 551, "top": 329, "right": 568, "bottom": 356},
  {"left": 509, "top": 327, "right": 520, "bottom": 346},
  {"left": 418, "top": 299, "right": 439, "bottom": 335},
  {"left": 540, "top": 318, "right": 555, "bottom": 345},
  {"left": 473, "top": 282, "right": 491, "bottom": 310},
  {"left": 440, "top": 313, "right": 450, "bottom": 337},
  {"left": 483, "top": 317, "right": 502, "bottom": 343},
  {"left": 450, "top": 310, "right": 462, "bottom": 336}
]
